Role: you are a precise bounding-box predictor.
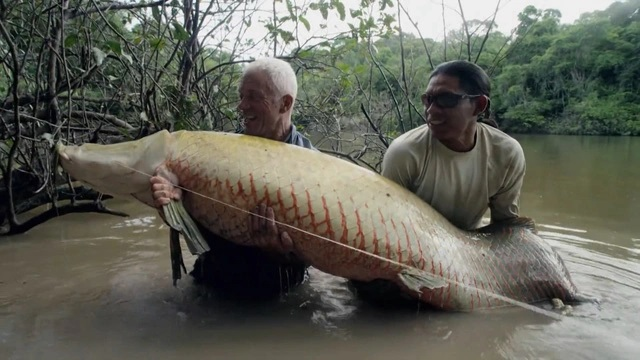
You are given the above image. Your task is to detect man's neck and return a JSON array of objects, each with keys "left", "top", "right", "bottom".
[
  {"left": 271, "top": 121, "right": 292, "bottom": 142},
  {"left": 440, "top": 122, "right": 477, "bottom": 152}
]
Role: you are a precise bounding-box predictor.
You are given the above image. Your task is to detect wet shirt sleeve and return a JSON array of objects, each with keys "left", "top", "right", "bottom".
[{"left": 488, "top": 147, "right": 526, "bottom": 223}]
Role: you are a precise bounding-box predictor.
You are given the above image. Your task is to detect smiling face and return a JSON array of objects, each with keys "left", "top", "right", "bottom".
[
  {"left": 237, "top": 70, "right": 292, "bottom": 141},
  {"left": 422, "top": 74, "right": 487, "bottom": 149}
]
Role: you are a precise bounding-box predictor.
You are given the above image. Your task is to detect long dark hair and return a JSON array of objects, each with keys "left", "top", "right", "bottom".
[{"left": 429, "top": 60, "right": 499, "bottom": 129}]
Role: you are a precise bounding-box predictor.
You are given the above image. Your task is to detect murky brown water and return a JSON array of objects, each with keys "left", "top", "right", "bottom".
[{"left": 1, "top": 135, "right": 639, "bottom": 360}]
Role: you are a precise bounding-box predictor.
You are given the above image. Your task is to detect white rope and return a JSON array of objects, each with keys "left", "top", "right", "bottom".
[{"left": 114, "top": 160, "right": 566, "bottom": 320}]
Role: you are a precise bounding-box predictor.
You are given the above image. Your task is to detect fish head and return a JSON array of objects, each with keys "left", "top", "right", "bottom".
[{"left": 56, "top": 130, "right": 173, "bottom": 207}]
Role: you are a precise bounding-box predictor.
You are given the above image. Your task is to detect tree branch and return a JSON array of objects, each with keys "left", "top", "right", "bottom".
[
  {"left": 456, "top": 0, "right": 472, "bottom": 61},
  {"left": 0, "top": 12, "right": 23, "bottom": 228},
  {"left": 67, "top": 0, "right": 171, "bottom": 20},
  {"left": 475, "top": 0, "right": 502, "bottom": 64},
  {"left": 360, "top": 103, "right": 389, "bottom": 148},
  {"left": 65, "top": 111, "right": 136, "bottom": 130},
  {"left": 0, "top": 200, "right": 129, "bottom": 236}
]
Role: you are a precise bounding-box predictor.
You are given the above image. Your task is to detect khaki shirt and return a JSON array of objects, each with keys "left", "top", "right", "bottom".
[{"left": 381, "top": 123, "right": 526, "bottom": 230}]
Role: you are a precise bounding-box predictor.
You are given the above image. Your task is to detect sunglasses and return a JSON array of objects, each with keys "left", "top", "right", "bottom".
[{"left": 421, "top": 92, "right": 482, "bottom": 109}]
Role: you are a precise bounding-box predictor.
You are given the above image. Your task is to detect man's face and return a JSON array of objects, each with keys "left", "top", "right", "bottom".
[
  {"left": 237, "top": 70, "right": 283, "bottom": 139},
  {"left": 422, "top": 74, "right": 481, "bottom": 142}
]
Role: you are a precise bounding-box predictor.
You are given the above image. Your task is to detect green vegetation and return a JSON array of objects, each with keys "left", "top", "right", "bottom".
[{"left": 0, "top": 0, "right": 638, "bottom": 234}]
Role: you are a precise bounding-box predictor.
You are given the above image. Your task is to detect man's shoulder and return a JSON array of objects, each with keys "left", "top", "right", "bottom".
[
  {"left": 288, "top": 125, "right": 318, "bottom": 151},
  {"left": 390, "top": 124, "right": 431, "bottom": 151},
  {"left": 479, "top": 123, "right": 523, "bottom": 156}
]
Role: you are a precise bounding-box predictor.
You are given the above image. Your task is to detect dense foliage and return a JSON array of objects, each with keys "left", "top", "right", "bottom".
[{"left": 0, "top": 0, "right": 638, "bottom": 234}]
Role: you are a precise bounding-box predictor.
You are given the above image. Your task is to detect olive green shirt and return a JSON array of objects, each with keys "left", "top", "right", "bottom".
[{"left": 381, "top": 123, "right": 526, "bottom": 230}]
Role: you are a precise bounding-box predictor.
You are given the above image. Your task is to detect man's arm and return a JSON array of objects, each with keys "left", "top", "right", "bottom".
[
  {"left": 380, "top": 139, "right": 419, "bottom": 191},
  {"left": 488, "top": 148, "right": 526, "bottom": 224}
]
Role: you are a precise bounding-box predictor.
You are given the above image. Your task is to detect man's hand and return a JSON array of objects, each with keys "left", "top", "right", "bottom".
[
  {"left": 249, "top": 203, "right": 296, "bottom": 258},
  {"left": 149, "top": 165, "right": 182, "bottom": 209}
]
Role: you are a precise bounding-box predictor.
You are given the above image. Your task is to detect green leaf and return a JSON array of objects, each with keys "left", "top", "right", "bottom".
[
  {"left": 332, "top": 0, "right": 345, "bottom": 21},
  {"left": 383, "top": 14, "right": 395, "bottom": 28},
  {"left": 106, "top": 40, "right": 122, "bottom": 55},
  {"left": 278, "top": 29, "right": 295, "bottom": 43},
  {"left": 152, "top": 6, "right": 162, "bottom": 23},
  {"left": 172, "top": 21, "right": 190, "bottom": 41},
  {"left": 299, "top": 15, "right": 310, "bottom": 31},
  {"left": 64, "top": 34, "right": 78, "bottom": 48},
  {"left": 381, "top": 0, "right": 394, "bottom": 10},
  {"left": 320, "top": 5, "right": 328, "bottom": 20},
  {"left": 92, "top": 47, "right": 107, "bottom": 66},
  {"left": 286, "top": 0, "right": 295, "bottom": 17},
  {"left": 336, "top": 62, "right": 350, "bottom": 72},
  {"left": 149, "top": 37, "right": 166, "bottom": 50}
]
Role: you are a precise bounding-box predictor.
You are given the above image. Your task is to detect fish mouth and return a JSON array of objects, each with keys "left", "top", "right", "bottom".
[
  {"left": 55, "top": 142, "right": 71, "bottom": 161},
  {"left": 427, "top": 119, "right": 445, "bottom": 126}
]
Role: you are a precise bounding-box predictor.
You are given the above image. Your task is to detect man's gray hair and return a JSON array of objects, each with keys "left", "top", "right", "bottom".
[{"left": 243, "top": 57, "right": 298, "bottom": 102}]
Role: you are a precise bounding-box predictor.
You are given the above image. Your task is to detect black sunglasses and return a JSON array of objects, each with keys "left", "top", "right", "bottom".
[{"left": 421, "top": 92, "right": 482, "bottom": 109}]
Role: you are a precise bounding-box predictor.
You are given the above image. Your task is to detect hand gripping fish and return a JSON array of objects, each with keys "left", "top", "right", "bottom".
[{"left": 56, "top": 130, "right": 591, "bottom": 313}]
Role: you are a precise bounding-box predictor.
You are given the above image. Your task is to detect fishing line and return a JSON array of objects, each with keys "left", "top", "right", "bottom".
[{"left": 114, "top": 161, "right": 566, "bottom": 320}]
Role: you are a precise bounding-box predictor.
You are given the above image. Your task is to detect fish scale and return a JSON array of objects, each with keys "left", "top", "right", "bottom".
[{"left": 56, "top": 129, "right": 583, "bottom": 311}]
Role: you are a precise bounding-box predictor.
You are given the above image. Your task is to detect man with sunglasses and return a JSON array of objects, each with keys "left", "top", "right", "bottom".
[
  {"left": 381, "top": 60, "right": 526, "bottom": 231},
  {"left": 348, "top": 60, "right": 526, "bottom": 307}
]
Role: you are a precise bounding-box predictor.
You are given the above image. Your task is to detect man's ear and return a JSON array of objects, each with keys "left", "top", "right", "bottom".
[
  {"left": 280, "top": 94, "right": 293, "bottom": 113},
  {"left": 473, "top": 95, "right": 489, "bottom": 116}
]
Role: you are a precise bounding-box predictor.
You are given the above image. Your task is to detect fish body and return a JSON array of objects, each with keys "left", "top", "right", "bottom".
[{"left": 57, "top": 130, "right": 581, "bottom": 311}]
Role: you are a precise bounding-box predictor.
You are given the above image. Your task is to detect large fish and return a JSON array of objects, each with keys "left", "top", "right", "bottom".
[{"left": 56, "top": 129, "right": 586, "bottom": 312}]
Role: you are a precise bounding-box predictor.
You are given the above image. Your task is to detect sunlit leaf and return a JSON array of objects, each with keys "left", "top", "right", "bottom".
[
  {"left": 299, "top": 15, "right": 310, "bottom": 31},
  {"left": 92, "top": 47, "right": 107, "bottom": 66},
  {"left": 149, "top": 37, "right": 166, "bottom": 50},
  {"left": 121, "top": 53, "right": 133, "bottom": 64},
  {"left": 172, "top": 21, "right": 190, "bottom": 41}
]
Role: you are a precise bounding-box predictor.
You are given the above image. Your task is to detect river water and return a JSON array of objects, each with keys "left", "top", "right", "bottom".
[{"left": 1, "top": 134, "right": 639, "bottom": 360}]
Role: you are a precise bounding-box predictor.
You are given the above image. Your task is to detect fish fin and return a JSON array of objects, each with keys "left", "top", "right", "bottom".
[
  {"left": 163, "top": 200, "right": 210, "bottom": 255},
  {"left": 397, "top": 268, "right": 447, "bottom": 293},
  {"left": 169, "top": 228, "right": 187, "bottom": 286},
  {"left": 475, "top": 216, "right": 538, "bottom": 234}
]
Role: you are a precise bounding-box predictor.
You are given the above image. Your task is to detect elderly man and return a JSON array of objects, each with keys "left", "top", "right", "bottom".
[{"left": 150, "top": 57, "right": 315, "bottom": 300}]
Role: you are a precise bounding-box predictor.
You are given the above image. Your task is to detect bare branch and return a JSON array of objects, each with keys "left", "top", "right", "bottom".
[
  {"left": 67, "top": 0, "right": 171, "bottom": 20},
  {"left": 0, "top": 200, "right": 128, "bottom": 236},
  {"left": 475, "top": 0, "right": 502, "bottom": 64},
  {"left": 0, "top": 11, "right": 23, "bottom": 227},
  {"left": 456, "top": 0, "right": 472, "bottom": 61},
  {"left": 65, "top": 111, "right": 136, "bottom": 130}
]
